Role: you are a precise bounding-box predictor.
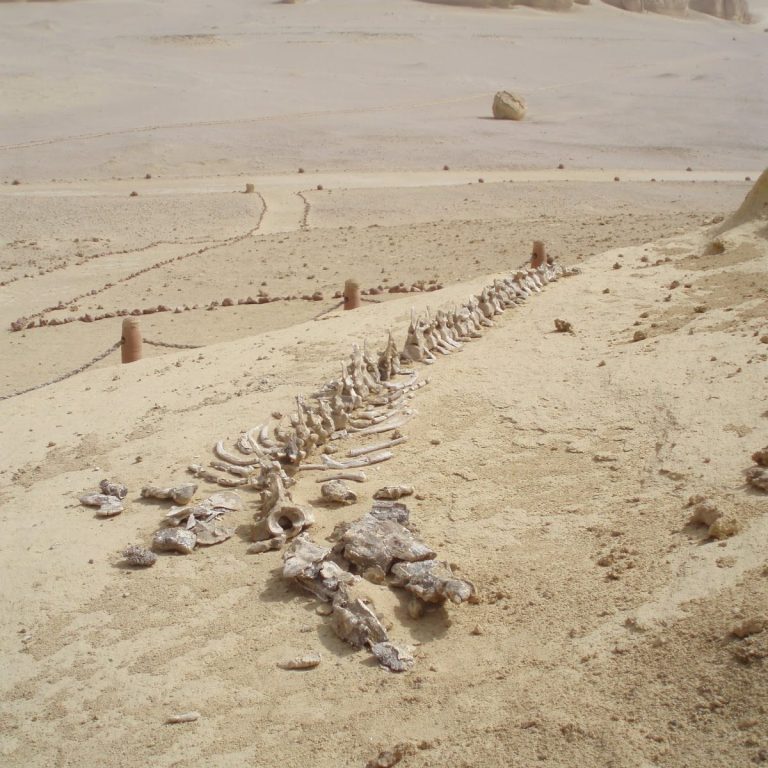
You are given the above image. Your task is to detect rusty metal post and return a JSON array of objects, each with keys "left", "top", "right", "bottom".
[
  {"left": 343, "top": 279, "right": 361, "bottom": 311},
  {"left": 121, "top": 318, "right": 142, "bottom": 364}
]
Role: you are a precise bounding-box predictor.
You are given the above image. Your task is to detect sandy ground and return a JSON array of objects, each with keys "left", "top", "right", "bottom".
[{"left": 1, "top": 0, "right": 767, "bottom": 766}]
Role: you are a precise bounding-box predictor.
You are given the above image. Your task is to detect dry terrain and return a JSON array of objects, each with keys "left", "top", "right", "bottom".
[{"left": 1, "top": 1, "right": 767, "bottom": 767}]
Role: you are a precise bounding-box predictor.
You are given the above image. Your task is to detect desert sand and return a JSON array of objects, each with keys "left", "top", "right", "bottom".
[{"left": 1, "top": 0, "right": 767, "bottom": 766}]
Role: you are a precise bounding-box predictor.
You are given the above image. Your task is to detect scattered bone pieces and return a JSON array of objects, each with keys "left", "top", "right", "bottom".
[
  {"left": 277, "top": 652, "right": 322, "bottom": 670},
  {"left": 165, "top": 711, "right": 200, "bottom": 724},
  {"left": 80, "top": 493, "right": 124, "bottom": 517},
  {"left": 554, "top": 318, "right": 573, "bottom": 333},
  {"left": 99, "top": 479, "right": 128, "bottom": 499},
  {"left": 746, "top": 466, "right": 768, "bottom": 491},
  {"left": 247, "top": 536, "right": 286, "bottom": 554},
  {"left": 315, "top": 471, "right": 367, "bottom": 484},
  {"left": 335, "top": 512, "right": 435, "bottom": 573},
  {"left": 389, "top": 560, "right": 477, "bottom": 605},
  {"left": 332, "top": 597, "right": 389, "bottom": 649},
  {"left": 373, "top": 485, "right": 414, "bottom": 501},
  {"left": 121, "top": 544, "right": 157, "bottom": 568},
  {"left": 141, "top": 483, "right": 198, "bottom": 505},
  {"left": 152, "top": 528, "right": 197, "bottom": 554},
  {"left": 752, "top": 446, "right": 768, "bottom": 467},
  {"left": 370, "top": 642, "right": 415, "bottom": 673},
  {"left": 321, "top": 480, "right": 357, "bottom": 505},
  {"left": 164, "top": 491, "right": 242, "bottom": 527},
  {"left": 348, "top": 436, "right": 408, "bottom": 457}
]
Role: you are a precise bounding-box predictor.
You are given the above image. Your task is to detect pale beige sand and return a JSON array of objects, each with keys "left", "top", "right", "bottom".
[{"left": 1, "top": 0, "right": 768, "bottom": 766}]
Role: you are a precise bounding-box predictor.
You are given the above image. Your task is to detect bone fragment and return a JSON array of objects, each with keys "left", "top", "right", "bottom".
[
  {"left": 80, "top": 493, "right": 124, "bottom": 517},
  {"left": 277, "top": 652, "right": 322, "bottom": 670},
  {"left": 373, "top": 485, "right": 414, "bottom": 501},
  {"left": 349, "top": 436, "right": 408, "bottom": 457},
  {"left": 334, "top": 512, "right": 435, "bottom": 573},
  {"left": 152, "top": 528, "right": 197, "bottom": 554},
  {"left": 315, "top": 471, "right": 368, "bottom": 483},
  {"left": 191, "top": 518, "right": 234, "bottom": 546},
  {"left": 214, "top": 440, "right": 261, "bottom": 467},
  {"left": 209, "top": 460, "right": 254, "bottom": 477},
  {"left": 370, "top": 642, "right": 415, "bottom": 673},
  {"left": 331, "top": 597, "right": 389, "bottom": 649},
  {"left": 321, "top": 480, "right": 357, "bottom": 505},
  {"left": 321, "top": 451, "right": 393, "bottom": 470},
  {"left": 247, "top": 536, "right": 286, "bottom": 554},
  {"left": 99, "top": 479, "right": 128, "bottom": 499},
  {"left": 349, "top": 412, "right": 415, "bottom": 436},
  {"left": 166, "top": 712, "right": 200, "bottom": 724},
  {"left": 141, "top": 483, "right": 197, "bottom": 505},
  {"left": 388, "top": 560, "right": 476, "bottom": 605}
]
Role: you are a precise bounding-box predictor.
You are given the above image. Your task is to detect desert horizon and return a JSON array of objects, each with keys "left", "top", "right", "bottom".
[{"left": 1, "top": 1, "right": 766, "bottom": 766}]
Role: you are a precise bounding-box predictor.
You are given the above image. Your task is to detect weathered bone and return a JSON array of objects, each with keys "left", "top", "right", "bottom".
[
  {"left": 315, "top": 471, "right": 368, "bottom": 483},
  {"left": 321, "top": 480, "right": 357, "bottom": 505},
  {"left": 141, "top": 483, "right": 198, "bottom": 505},
  {"left": 348, "top": 412, "right": 415, "bottom": 436},
  {"left": 215, "top": 440, "right": 261, "bottom": 467},
  {"left": 373, "top": 485, "right": 414, "bottom": 500},
  {"left": 389, "top": 560, "right": 476, "bottom": 605},
  {"left": 99, "top": 479, "right": 128, "bottom": 499},
  {"left": 321, "top": 451, "right": 394, "bottom": 470},
  {"left": 348, "top": 436, "right": 408, "bottom": 457},
  {"left": 80, "top": 493, "right": 124, "bottom": 517}
]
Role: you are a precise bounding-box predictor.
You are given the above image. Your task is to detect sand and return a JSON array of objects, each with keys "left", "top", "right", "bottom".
[{"left": 1, "top": 0, "right": 767, "bottom": 766}]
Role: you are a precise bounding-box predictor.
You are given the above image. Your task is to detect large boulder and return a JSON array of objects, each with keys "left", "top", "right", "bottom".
[{"left": 492, "top": 91, "right": 527, "bottom": 121}]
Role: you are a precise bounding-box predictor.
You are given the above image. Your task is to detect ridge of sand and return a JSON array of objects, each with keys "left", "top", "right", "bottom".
[{"left": 0, "top": 196, "right": 766, "bottom": 766}]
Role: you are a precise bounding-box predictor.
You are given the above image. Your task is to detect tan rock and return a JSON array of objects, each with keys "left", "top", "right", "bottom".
[{"left": 492, "top": 91, "right": 526, "bottom": 121}]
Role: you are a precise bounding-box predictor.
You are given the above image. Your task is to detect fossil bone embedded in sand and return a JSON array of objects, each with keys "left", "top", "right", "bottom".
[
  {"left": 141, "top": 483, "right": 198, "bottom": 505},
  {"left": 152, "top": 527, "right": 197, "bottom": 554},
  {"left": 321, "top": 480, "right": 358, "bottom": 505},
  {"left": 331, "top": 597, "right": 390, "bottom": 649},
  {"left": 373, "top": 485, "right": 414, "bottom": 501},
  {"left": 99, "top": 479, "right": 128, "bottom": 499},
  {"left": 492, "top": 90, "right": 526, "bottom": 121},
  {"left": 388, "top": 559, "right": 476, "bottom": 605},
  {"left": 122, "top": 544, "right": 157, "bottom": 567},
  {"left": 370, "top": 642, "right": 415, "bottom": 673},
  {"left": 277, "top": 652, "right": 322, "bottom": 670},
  {"left": 334, "top": 512, "right": 435, "bottom": 574},
  {"left": 79, "top": 493, "right": 124, "bottom": 517}
]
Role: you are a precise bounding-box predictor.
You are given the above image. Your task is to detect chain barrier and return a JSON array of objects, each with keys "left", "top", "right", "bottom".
[
  {"left": 0, "top": 340, "right": 122, "bottom": 402},
  {"left": 144, "top": 338, "right": 202, "bottom": 350}
]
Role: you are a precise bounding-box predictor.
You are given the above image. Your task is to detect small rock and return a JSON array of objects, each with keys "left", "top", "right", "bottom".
[
  {"left": 166, "top": 711, "right": 200, "bottom": 724},
  {"left": 122, "top": 544, "right": 157, "bottom": 568},
  {"left": 731, "top": 618, "right": 766, "bottom": 639},
  {"left": 277, "top": 652, "right": 321, "bottom": 670},
  {"left": 632, "top": 330, "right": 647, "bottom": 342}
]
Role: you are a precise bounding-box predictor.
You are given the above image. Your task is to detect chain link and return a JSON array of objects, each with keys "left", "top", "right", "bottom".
[{"left": 0, "top": 340, "right": 122, "bottom": 402}]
